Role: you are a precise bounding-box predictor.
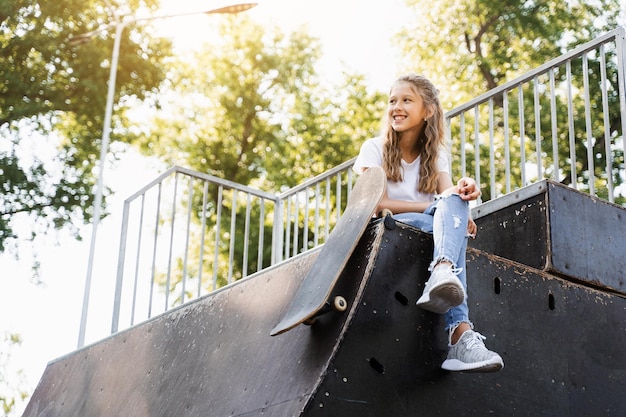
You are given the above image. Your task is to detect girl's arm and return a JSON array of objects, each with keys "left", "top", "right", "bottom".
[
  {"left": 360, "top": 167, "right": 431, "bottom": 214},
  {"left": 377, "top": 194, "right": 431, "bottom": 214},
  {"left": 374, "top": 172, "right": 480, "bottom": 214}
]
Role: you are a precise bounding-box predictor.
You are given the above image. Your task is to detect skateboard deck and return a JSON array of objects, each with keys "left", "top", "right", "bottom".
[{"left": 270, "top": 166, "right": 386, "bottom": 336}]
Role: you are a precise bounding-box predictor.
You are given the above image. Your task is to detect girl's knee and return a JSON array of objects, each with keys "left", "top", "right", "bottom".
[{"left": 438, "top": 193, "right": 467, "bottom": 207}]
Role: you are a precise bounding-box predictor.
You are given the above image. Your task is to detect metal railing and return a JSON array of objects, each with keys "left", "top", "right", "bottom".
[
  {"left": 111, "top": 162, "right": 357, "bottom": 333},
  {"left": 107, "top": 27, "right": 625, "bottom": 337},
  {"left": 275, "top": 159, "right": 357, "bottom": 260},
  {"left": 446, "top": 27, "right": 626, "bottom": 204}
]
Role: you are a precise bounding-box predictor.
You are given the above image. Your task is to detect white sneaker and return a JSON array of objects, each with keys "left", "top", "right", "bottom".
[
  {"left": 416, "top": 264, "right": 465, "bottom": 314},
  {"left": 442, "top": 330, "right": 504, "bottom": 372}
]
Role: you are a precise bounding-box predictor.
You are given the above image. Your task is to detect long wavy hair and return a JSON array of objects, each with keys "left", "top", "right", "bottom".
[{"left": 381, "top": 74, "right": 446, "bottom": 194}]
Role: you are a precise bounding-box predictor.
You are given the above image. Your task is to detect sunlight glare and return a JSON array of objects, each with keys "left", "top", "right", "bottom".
[{"left": 155, "top": 0, "right": 412, "bottom": 90}]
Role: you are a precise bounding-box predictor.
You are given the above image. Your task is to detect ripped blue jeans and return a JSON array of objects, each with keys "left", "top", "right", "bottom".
[{"left": 391, "top": 194, "right": 473, "bottom": 334}]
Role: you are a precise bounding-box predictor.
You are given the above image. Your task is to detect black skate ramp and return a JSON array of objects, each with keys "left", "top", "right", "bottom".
[
  {"left": 470, "top": 179, "right": 626, "bottom": 293},
  {"left": 23, "top": 180, "right": 626, "bottom": 417}
]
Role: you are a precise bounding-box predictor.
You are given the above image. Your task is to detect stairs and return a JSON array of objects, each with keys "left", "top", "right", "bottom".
[{"left": 22, "top": 180, "right": 626, "bottom": 416}]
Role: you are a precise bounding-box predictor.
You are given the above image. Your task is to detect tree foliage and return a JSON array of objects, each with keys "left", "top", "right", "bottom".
[
  {"left": 0, "top": 332, "right": 28, "bottom": 416},
  {"left": 398, "top": 0, "right": 623, "bottom": 108},
  {"left": 0, "top": 0, "right": 170, "bottom": 253},
  {"left": 135, "top": 16, "right": 386, "bottom": 189},
  {"left": 397, "top": 0, "right": 624, "bottom": 201},
  {"left": 132, "top": 16, "right": 386, "bottom": 292}
]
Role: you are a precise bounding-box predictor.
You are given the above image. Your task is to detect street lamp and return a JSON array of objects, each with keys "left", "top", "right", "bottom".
[{"left": 75, "top": 2, "right": 258, "bottom": 348}]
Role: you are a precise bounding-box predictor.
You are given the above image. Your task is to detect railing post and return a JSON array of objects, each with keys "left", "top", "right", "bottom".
[
  {"left": 272, "top": 198, "right": 284, "bottom": 265},
  {"left": 616, "top": 27, "right": 626, "bottom": 186},
  {"left": 111, "top": 198, "right": 132, "bottom": 334}
]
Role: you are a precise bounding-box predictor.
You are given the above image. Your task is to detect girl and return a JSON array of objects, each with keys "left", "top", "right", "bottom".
[{"left": 353, "top": 74, "right": 503, "bottom": 373}]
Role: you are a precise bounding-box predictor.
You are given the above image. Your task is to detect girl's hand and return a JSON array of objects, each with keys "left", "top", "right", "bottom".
[
  {"left": 457, "top": 177, "right": 481, "bottom": 201},
  {"left": 467, "top": 217, "right": 477, "bottom": 238}
]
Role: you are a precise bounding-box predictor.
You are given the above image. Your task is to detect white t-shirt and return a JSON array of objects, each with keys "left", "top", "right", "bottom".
[{"left": 353, "top": 136, "right": 450, "bottom": 203}]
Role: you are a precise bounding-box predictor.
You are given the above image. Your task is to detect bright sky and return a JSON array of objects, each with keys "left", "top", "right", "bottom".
[
  {"left": 156, "top": 0, "right": 414, "bottom": 90},
  {"left": 1, "top": 1, "right": 414, "bottom": 415}
]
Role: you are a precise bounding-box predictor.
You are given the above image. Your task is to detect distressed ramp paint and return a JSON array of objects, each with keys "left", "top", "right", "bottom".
[
  {"left": 304, "top": 240, "right": 626, "bottom": 416},
  {"left": 22, "top": 220, "right": 394, "bottom": 417},
  {"left": 22, "top": 249, "right": 341, "bottom": 417}
]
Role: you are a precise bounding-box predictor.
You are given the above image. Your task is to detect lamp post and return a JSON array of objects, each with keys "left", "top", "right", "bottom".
[{"left": 75, "top": 3, "right": 257, "bottom": 348}]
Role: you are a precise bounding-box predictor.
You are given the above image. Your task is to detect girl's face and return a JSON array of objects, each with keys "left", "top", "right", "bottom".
[{"left": 388, "top": 81, "right": 431, "bottom": 136}]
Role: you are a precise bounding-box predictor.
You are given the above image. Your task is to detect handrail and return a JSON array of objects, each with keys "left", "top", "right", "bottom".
[
  {"left": 447, "top": 27, "right": 626, "bottom": 117},
  {"left": 277, "top": 158, "right": 357, "bottom": 198},
  {"left": 111, "top": 161, "right": 356, "bottom": 333},
  {"left": 445, "top": 27, "right": 625, "bottom": 203}
]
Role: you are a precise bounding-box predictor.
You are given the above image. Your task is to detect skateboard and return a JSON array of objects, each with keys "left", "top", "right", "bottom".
[{"left": 270, "top": 166, "right": 387, "bottom": 336}]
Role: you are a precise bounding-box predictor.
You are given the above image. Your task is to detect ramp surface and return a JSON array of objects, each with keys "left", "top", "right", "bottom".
[
  {"left": 23, "top": 181, "right": 626, "bottom": 416},
  {"left": 23, "top": 249, "right": 344, "bottom": 417}
]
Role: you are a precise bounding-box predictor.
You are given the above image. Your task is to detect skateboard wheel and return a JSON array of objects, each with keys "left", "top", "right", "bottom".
[
  {"left": 381, "top": 208, "right": 393, "bottom": 217},
  {"left": 333, "top": 296, "right": 347, "bottom": 312}
]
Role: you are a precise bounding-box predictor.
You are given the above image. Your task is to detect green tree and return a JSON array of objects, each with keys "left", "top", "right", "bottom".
[
  {"left": 398, "top": 0, "right": 623, "bottom": 108},
  {"left": 279, "top": 72, "right": 386, "bottom": 185},
  {"left": 136, "top": 18, "right": 387, "bottom": 187},
  {"left": 0, "top": 0, "right": 169, "bottom": 254},
  {"left": 132, "top": 17, "right": 386, "bottom": 295},
  {"left": 0, "top": 332, "right": 28, "bottom": 416},
  {"left": 397, "top": 0, "right": 624, "bottom": 201}
]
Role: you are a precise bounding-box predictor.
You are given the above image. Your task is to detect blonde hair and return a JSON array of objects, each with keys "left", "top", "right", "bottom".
[{"left": 381, "top": 74, "right": 446, "bottom": 194}]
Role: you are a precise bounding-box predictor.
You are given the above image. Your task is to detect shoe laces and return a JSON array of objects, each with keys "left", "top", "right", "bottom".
[{"left": 464, "top": 331, "right": 487, "bottom": 350}]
